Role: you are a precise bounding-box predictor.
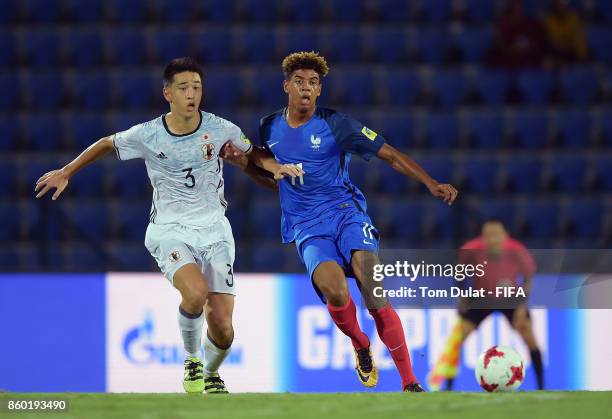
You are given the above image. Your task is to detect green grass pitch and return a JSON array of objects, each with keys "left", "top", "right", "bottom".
[{"left": 1, "top": 391, "right": 611, "bottom": 419}]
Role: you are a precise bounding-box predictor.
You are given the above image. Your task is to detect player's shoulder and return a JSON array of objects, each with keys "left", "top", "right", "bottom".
[
  {"left": 316, "top": 107, "right": 357, "bottom": 127},
  {"left": 259, "top": 108, "right": 285, "bottom": 128},
  {"left": 461, "top": 237, "right": 485, "bottom": 250},
  {"left": 315, "top": 107, "right": 340, "bottom": 119},
  {"left": 316, "top": 107, "right": 362, "bottom": 132},
  {"left": 129, "top": 114, "right": 162, "bottom": 129},
  {"left": 141, "top": 115, "right": 163, "bottom": 128},
  {"left": 201, "top": 111, "right": 240, "bottom": 132},
  {"left": 121, "top": 115, "right": 163, "bottom": 138}
]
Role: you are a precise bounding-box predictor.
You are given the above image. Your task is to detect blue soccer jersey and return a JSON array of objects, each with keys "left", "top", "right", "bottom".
[{"left": 259, "top": 107, "right": 386, "bottom": 243}]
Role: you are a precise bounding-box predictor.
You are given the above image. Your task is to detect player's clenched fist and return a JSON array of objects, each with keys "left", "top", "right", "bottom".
[
  {"left": 428, "top": 182, "right": 459, "bottom": 205},
  {"left": 35, "top": 169, "right": 69, "bottom": 200},
  {"left": 274, "top": 163, "right": 305, "bottom": 180},
  {"left": 220, "top": 141, "right": 248, "bottom": 169}
]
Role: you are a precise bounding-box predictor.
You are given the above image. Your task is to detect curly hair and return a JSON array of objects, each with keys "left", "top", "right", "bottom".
[{"left": 281, "top": 51, "right": 330, "bottom": 80}]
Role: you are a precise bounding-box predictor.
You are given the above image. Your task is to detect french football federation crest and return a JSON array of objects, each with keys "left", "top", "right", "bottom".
[
  {"left": 310, "top": 135, "right": 321, "bottom": 151},
  {"left": 202, "top": 143, "right": 216, "bottom": 160}
]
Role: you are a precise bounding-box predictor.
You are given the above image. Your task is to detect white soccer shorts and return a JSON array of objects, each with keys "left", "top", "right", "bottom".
[{"left": 144, "top": 216, "right": 236, "bottom": 295}]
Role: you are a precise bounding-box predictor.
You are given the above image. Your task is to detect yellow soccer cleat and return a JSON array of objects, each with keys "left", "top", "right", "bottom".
[
  {"left": 183, "top": 357, "right": 205, "bottom": 394},
  {"left": 354, "top": 346, "right": 378, "bottom": 388},
  {"left": 204, "top": 373, "right": 229, "bottom": 394}
]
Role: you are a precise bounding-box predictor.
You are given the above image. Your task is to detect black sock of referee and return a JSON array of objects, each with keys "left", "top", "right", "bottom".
[
  {"left": 446, "top": 377, "right": 455, "bottom": 391},
  {"left": 530, "top": 349, "right": 544, "bottom": 390}
]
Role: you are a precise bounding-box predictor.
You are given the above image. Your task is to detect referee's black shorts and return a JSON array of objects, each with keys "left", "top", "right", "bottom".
[{"left": 458, "top": 300, "right": 530, "bottom": 327}]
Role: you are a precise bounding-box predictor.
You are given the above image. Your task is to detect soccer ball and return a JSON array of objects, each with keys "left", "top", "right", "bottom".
[{"left": 475, "top": 345, "right": 524, "bottom": 392}]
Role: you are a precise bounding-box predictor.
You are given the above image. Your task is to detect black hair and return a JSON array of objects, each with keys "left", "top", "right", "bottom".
[{"left": 163, "top": 57, "right": 203, "bottom": 86}]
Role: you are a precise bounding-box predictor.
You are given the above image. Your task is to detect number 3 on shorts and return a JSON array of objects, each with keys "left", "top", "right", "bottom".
[{"left": 225, "top": 264, "right": 234, "bottom": 287}]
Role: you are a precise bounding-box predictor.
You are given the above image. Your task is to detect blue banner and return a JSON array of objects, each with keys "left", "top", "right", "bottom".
[
  {"left": 0, "top": 273, "right": 592, "bottom": 392},
  {"left": 277, "top": 274, "right": 583, "bottom": 392},
  {"left": 0, "top": 274, "right": 106, "bottom": 392}
]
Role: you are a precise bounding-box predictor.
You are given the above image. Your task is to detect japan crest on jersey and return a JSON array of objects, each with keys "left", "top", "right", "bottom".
[{"left": 201, "top": 133, "right": 215, "bottom": 160}]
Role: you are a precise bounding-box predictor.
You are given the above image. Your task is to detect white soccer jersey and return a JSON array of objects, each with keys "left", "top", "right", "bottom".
[{"left": 113, "top": 111, "right": 252, "bottom": 228}]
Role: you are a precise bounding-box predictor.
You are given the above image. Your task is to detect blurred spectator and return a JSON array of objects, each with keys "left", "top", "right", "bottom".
[
  {"left": 542, "top": 0, "right": 589, "bottom": 64},
  {"left": 489, "top": 0, "right": 548, "bottom": 69}
]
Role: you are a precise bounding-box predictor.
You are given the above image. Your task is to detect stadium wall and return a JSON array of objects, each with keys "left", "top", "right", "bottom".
[{"left": 0, "top": 273, "right": 610, "bottom": 392}]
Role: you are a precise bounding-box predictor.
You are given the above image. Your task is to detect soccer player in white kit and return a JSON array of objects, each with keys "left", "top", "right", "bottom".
[{"left": 34, "top": 57, "right": 276, "bottom": 394}]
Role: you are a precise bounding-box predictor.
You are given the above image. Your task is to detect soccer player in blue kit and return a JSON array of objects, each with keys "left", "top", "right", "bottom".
[{"left": 225, "top": 52, "right": 458, "bottom": 392}]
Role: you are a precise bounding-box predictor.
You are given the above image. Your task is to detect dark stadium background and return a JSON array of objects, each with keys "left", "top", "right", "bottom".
[{"left": 1, "top": 0, "right": 610, "bottom": 275}]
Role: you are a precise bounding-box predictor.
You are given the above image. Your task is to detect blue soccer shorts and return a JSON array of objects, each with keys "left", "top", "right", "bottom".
[{"left": 295, "top": 205, "right": 380, "bottom": 301}]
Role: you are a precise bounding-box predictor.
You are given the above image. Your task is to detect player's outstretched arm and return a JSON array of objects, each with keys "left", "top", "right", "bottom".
[
  {"left": 221, "top": 142, "right": 304, "bottom": 183},
  {"left": 377, "top": 143, "right": 459, "bottom": 205},
  {"left": 221, "top": 142, "right": 278, "bottom": 190},
  {"left": 35, "top": 136, "right": 115, "bottom": 200},
  {"left": 247, "top": 146, "right": 305, "bottom": 180}
]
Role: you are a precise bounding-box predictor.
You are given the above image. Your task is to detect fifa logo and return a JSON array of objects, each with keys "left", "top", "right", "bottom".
[
  {"left": 310, "top": 135, "right": 321, "bottom": 151},
  {"left": 202, "top": 143, "right": 215, "bottom": 160}
]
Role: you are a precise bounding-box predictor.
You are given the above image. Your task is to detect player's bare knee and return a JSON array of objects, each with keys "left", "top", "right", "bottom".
[
  {"left": 360, "top": 285, "right": 387, "bottom": 310},
  {"left": 313, "top": 263, "right": 349, "bottom": 306},
  {"left": 317, "top": 274, "right": 349, "bottom": 306},
  {"left": 323, "top": 286, "right": 350, "bottom": 307},
  {"left": 174, "top": 266, "right": 208, "bottom": 307},
  {"left": 182, "top": 296, "right": 206, "bottom": 315},
  {"left": 181, "top": 285, "right": 208, "bottom": 313}
]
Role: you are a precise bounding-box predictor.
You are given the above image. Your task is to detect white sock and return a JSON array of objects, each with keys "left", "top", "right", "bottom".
[
  {"left": 178, "top": 306, "right": 205, "bottom": 359},
  {"left": 203, "top": 332, "right": 231, "bottom": 376}
]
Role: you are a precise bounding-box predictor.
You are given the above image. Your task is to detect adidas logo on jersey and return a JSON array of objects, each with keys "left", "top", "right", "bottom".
[{"left": 156, "top": 152, "right": 168, "bottom": 159}]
